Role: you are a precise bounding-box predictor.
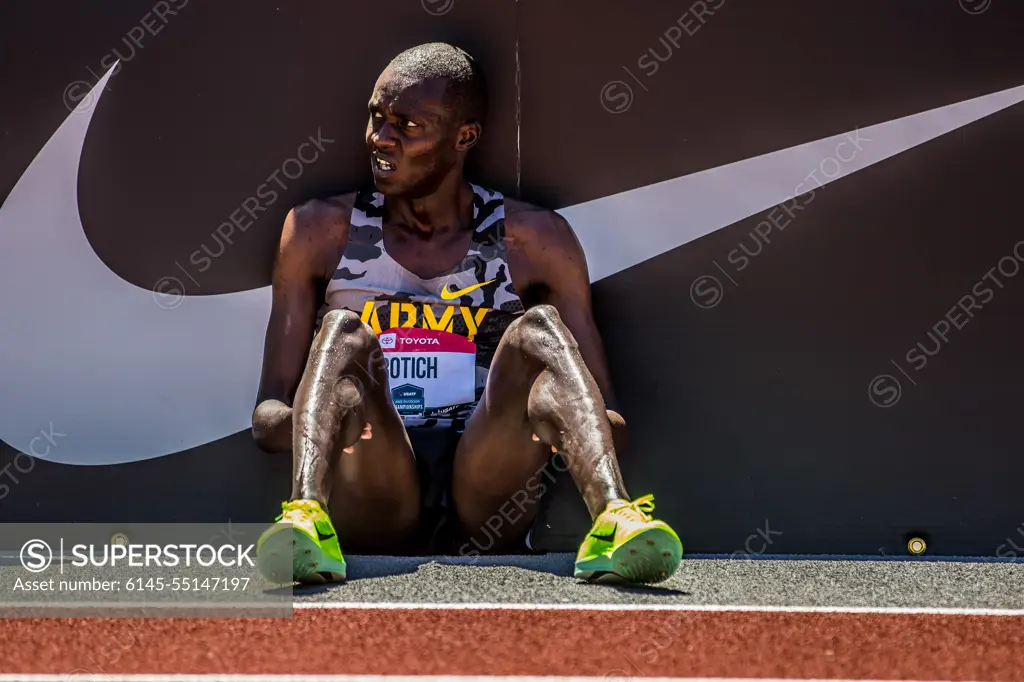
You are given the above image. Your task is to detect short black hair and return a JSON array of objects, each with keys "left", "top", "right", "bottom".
[{"left": 386, "top": 42, "right": 488, "bottom": 126}]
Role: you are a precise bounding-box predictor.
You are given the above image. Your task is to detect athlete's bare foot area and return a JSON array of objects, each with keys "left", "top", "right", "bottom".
[{"left": 251, "top": 42, "right": 681, "bottom": 584}]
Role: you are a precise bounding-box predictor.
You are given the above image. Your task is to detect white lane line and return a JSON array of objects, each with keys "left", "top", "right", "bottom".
[
  {"left": 0, "top": 671, "right": 962, "bottom": 675},
  {"left": 4, "top": 601, "right": 1022, "bottom": 616},
  {"left": 0, "top": 603, "right": 283, "bottom": 609},
  {"left": 291, "top": 601, "right": 1024, "bottom": 616}
]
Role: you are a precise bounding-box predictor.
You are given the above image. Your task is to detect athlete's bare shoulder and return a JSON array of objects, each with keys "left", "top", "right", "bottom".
[
  {"left": 287, "top": 192, "right": 356, "bottom": 245},
  {"left": 275, "top": 191, "right": 359, "bottom": 283},
  {"left": 503, "top": 196, "right": 588, "bottom": 295}
]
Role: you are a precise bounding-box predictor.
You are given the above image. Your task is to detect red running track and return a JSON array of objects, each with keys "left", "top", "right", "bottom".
[{"left": 1, "top": 608, "right": 1022, "bottom": 680}]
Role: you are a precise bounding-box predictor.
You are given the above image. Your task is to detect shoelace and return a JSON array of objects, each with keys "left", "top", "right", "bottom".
[
  {"left": 611, "top": 493, "right": 656, "bottom": 522},
  {"left": 274, "top": 499, "right": 319, "bottom": 523}
]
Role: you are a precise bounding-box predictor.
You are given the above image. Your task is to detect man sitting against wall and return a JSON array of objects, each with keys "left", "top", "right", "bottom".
[{"left": 251, "top": 42, "right": 682, "bottom": 585}]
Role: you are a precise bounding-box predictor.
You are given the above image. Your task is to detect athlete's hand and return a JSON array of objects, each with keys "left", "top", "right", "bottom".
[
  {"left": 251, "top": 399, "right": 294, "bottom": 454},
  {"left": 342, "top": 423, "right": 373, "bottom": 454}
]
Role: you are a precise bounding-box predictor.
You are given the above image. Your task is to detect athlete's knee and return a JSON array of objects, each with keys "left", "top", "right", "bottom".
[
  {"left": 521, "top": 303, "right": 562, "bottom": 328},
  {"left": 318, "top": 309, "right": 379, "bottom": 355},
  {"left": 515, "top": 304, "right": 576, "bottom": 355},
  {"left": 321, "top": 308, "right": 373, "bottom": 338}
]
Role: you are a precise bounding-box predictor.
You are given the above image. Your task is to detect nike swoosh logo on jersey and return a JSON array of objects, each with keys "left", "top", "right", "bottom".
[
  {"left": 1, "top": 62, "right": 1021, "bottom": 465},
  {"left": 440, "top": 279, "right": 495, "bottom": 300}
]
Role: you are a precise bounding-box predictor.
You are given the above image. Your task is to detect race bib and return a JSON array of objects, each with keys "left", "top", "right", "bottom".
[{"left": 377, "top": 327, "right": 476, "bottom": 417}]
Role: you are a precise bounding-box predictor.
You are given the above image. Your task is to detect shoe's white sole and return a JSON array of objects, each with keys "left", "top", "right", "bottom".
[{"left": 257, "top": 526, "right": 347, "bottom": 585}]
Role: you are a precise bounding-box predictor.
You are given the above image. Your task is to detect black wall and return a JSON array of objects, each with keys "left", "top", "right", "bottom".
[{"left": 2, "top": 0, "right": 1023, "bottom": 557}]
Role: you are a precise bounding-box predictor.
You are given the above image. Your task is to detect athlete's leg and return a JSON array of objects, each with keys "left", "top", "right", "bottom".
[
  {"left": 451, "top": 304, "right": 628, "bottom": 550},
  {"left": 261, "top": 308, "right": 421, "bottom": 553},
  {"left": 451, "top": 304, "right": 681, "bottom": 583}
]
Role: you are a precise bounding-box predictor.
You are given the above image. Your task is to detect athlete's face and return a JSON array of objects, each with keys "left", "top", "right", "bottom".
[{"left": 365, "top": 69, "right": 478, "bottom": 197}]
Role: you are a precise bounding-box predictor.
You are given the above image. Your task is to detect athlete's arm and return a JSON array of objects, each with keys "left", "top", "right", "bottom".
[
  {"left": 510, "top": 206, "right": 628, "bottom": 453},
  {"left": 251, "top": 203, "right": 333, "bottom": 453}
]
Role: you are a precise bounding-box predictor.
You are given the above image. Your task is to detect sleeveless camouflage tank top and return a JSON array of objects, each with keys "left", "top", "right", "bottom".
[{"left": 319, "top": 183, "right": 525, "bottom": 429}]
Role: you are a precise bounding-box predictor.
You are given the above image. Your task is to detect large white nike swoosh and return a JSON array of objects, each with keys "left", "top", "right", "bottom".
[
  {"left": 1, "top": 64, "right": 1021, "bottom": 465},
  {"left": 562, "top": 85, "right": 1024, "bottom": 282}
]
